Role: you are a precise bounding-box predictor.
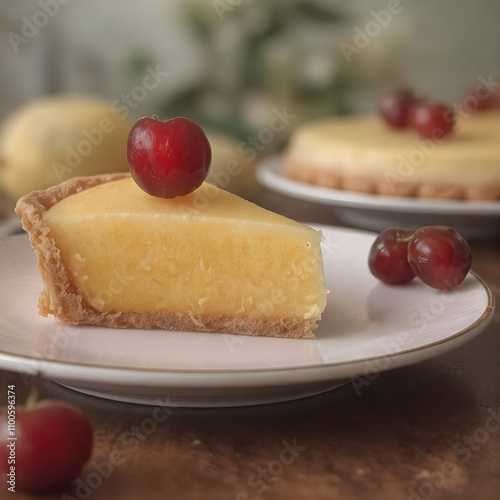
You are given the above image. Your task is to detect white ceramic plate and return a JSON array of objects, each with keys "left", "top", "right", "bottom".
[
  {"left": 0, "top": 227, "right": 494, "bottom": 407},
  {"left": 257, "top": 156, "right": 500, "bottom": 238}
]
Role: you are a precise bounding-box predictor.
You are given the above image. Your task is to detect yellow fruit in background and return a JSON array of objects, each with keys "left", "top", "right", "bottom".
[
  {"left": 205, "top": 130, "right": 260, "bottom": 201},
  {"left": 0, "top": 95, "right": 133, "bottom": 200}
]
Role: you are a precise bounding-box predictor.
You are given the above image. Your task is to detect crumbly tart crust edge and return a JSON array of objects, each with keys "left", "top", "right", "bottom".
[
  {"left": 283, "top": 158, "right": 500, "bottom": 200},
  {"left": 14, "top": 173, "right": 317, "bottom": 339}
]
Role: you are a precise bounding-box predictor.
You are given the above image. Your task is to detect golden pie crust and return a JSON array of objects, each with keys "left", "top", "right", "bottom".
[
  {"left": 15, "top": 173, "right": 316, "bottom": 338},
  {"left": 284, "top": 161, "right": 500, "bottom": 200}
]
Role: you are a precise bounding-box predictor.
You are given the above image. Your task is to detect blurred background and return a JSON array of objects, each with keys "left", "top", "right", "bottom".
[
  {"left": 1, "top": 0, "right": 499, "bottom": 133},
  {"left": 0, "top": 0, "right": 499, "bottom": 217}
]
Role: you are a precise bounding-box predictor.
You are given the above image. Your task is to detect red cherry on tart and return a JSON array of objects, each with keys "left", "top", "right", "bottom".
[
  {"left": 0, "top": 399, "right": 93, "bottom": 492},
  {"left": 127, "top": 116, "right": 212, "bottom": 198},
  {"left": 368, "top": 228, "right": 416, "bottom": 285},
  {"left": 412, "top": 102, "right": 455, "bottom": 139},
  {"left": 408, "top": 226, "right": 472, "bottom": 290},
  {"left": 379, "top": 89, "right": 417, "bottom": 129}
]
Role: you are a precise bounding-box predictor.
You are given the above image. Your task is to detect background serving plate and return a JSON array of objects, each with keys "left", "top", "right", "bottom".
[
  {"left": 257, "top": 156, "right": 500, "bottom": 239},
  {"left": 0, "top": 226, "right": 494, "bottom": 407}
]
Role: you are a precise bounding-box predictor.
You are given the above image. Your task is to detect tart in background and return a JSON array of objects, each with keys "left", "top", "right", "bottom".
[{"left": 284, "top": 111, "right": 500, "bottom": 200}]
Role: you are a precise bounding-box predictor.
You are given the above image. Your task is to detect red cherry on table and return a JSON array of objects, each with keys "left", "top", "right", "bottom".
[
  {"left": 0, "top": 399, "right": 93, "bottom": 492},
  {"left": 127, "top": 115, "right": 212, "bottom": 198},
  {"left": 408, "top": 226, "right": 472, "bottom": 290},
  {"left": 379, "top": 89, "right": 417, "bottom": 129},
  {"left": 368, "top": 228, "right": 416, "bottom": 285},
  {"left": 412, "top": 102, "right": 455, "bottom": 139}
]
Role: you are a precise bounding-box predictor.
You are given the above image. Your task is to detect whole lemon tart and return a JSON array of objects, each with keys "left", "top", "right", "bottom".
[
  {"left": 284, "top": 112, "right": 500, "bottom": 200},
  {"left": 15, "top": 173, "right": 328, "bottom": 338}
]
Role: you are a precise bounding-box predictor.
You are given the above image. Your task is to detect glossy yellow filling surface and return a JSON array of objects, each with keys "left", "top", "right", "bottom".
[{"left": 44, "top": 179, "right": 327, "bottom": 321}]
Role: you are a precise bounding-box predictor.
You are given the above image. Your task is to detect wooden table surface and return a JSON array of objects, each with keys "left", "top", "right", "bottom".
[{"left": 1, "top": 189, "right": 499, "bottom": 500}]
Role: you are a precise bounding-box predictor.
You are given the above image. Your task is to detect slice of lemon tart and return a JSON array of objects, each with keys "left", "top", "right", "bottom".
[{"left": 15, "top": 173, "right": 328, "bottom": 338}]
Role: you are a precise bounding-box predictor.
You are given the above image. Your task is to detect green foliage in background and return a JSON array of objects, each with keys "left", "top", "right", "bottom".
[{"left": 158, "top": 0, "right": 357, "bottom": 140}]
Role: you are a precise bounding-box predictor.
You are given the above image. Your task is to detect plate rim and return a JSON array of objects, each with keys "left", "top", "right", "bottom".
[
  {"left": 257, "top": 156, "right": 500, "bottom": 216},
  {"left": 0, "top": 280, "right": 493, "bottom": 378},
  {"left": 0, "top": 228, "right": 495, "bottom": 385}
]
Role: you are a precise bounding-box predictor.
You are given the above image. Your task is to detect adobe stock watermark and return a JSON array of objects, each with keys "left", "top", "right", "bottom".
[
  {"left": 51, "top": 64, "right": 169, "bottom": 182},
  {"left": 453, "top": 407, "right": 500, "bottom": 463},
  {"left": 237, "top": 106, "right": 296, "bottom": 163},
  {"left": 94, "top": 269, "right": 136, "bottom": 309},
  {"left": 110, "top": 64, "right": 169, "bottom": 121},
  {"left": 340, "top": 0, "right": 409, "bottom": 63},
  {"left": 407, "top": 407, "right": 500, "bottom": 500},
  {"left": 408, "top": 286, "right": 460, "bottom": 334},
  {"left": 62, "top": 396, "right": 179, "bottom": 500},
  {"left": 223, "top": 235, "right": 339, "bottom": 355},
  {"left": 14, "top": 269, "right": 139, "bottom": 382},
  {"left": 176, "top": 105, "right": 296, "bottom": 216},
  {"left": 350, "top": 330, "right": 411, "bottom": 395},
  {"left": 13, "top": 324, "right": 84, "bottom": 388},
  {"left": 7, "top": 0, "right": 72, "bottom": 54},
  {"left": 51, "top": 118, "right": 117, "bottom": 182},
  {"left": 186, "top": 160, "right": 246, "bottom": 212},
  {"left": 351, "top": 284, "right": 462, "bottom": 395},
  {"left": 213, "top": 0, "right": 243, "bottom": 22},
  {"left": 384, "top": 74, "right": 499, "bottom": 193},
  {"left": 236, "top": 439, "right": 306, "bottom": 499}
]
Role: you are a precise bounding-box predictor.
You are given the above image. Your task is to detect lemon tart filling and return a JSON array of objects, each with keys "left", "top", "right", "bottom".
[{"left": 16, "top": 174, "right": 328, "bottom": 338}]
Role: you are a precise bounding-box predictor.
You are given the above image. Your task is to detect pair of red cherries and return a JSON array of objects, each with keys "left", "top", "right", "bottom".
[{"left": 379, "top": 89, "right": 455, "bottom": 139}]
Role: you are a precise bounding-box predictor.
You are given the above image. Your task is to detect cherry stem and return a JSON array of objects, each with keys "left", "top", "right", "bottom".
[
  {"left": 152, "top": 113, "right": 159, "bottom": 120},
  {"left": 396, "top": 233, "right": 415, "bottom": 244},
  {"left": 25, "top": 372, "right": 41, "bottom": 409}
]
